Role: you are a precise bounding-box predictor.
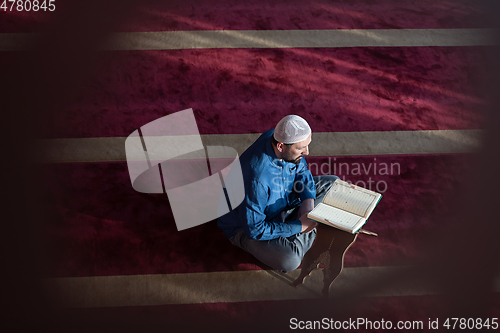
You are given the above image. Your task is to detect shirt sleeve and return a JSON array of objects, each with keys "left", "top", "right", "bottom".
[
  {"left": 242, "top": 180, "right": 302, "bottom": 241},
  {"left": 294, "top": 159, "right": 316, "bottom": 201}
]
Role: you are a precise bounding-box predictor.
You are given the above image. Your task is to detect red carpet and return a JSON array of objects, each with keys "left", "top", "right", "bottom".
[
  {"left": 41, "top": 153, "right": 474, "bottom": 277},
  {"left": 0, "top": 46, "right": 486, "bottom": 138}
]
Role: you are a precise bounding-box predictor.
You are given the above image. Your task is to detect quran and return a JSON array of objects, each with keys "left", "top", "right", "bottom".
[{"left": 307, "top": 179, "right": 382, "bottom": 234}]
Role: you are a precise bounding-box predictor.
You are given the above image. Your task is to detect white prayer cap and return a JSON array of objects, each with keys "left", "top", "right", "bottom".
[{"left": 273, "top": 115, "right": 311, "bottom": 144}]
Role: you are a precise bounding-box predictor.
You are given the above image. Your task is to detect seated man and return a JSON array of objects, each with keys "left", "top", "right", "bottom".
[{"left": 217, "top": 115, "right": 338, "bottom": 272}]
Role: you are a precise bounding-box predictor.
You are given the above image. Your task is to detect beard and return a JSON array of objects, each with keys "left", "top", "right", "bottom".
[
  {"left": 282, "top": 146, "right": 304, "bottom": 165},
  {"left": 283, "top": 155, "right": 302, "bottom": 165}
]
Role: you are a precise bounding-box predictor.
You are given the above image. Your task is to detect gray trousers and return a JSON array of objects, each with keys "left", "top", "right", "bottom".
[{"left": 229, "top": 175, "right": 339, "bottom": 272}]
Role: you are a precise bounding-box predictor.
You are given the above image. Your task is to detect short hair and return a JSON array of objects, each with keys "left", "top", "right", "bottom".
[{"left": 271, "top": 134, "right": 293, "bottom": 147}]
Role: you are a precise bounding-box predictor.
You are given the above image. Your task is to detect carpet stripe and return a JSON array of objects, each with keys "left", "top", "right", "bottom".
[
  {"left": 43, "top": 266, "right": 500, "bottom": 308},
  {"left": 1, "top": 29, "right": 495, "bottom": 51},
  {"left": 106, "top": 29, "right": 497, "bottom": 50},
  {"left": 36, "top": 129, "right": 482, "bottom": 163}
]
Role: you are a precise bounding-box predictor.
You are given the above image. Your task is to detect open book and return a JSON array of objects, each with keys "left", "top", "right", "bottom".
[{"left": 307, "top": 179, "right": 382, "bottom": 234}]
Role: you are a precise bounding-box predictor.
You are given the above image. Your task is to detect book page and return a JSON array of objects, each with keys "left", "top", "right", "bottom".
[
  {"left": 308, "top": 203, "right": 365, "bottom": 233},
  {"left": 323, "top": 179, "right": 381, "bottom": 218}
]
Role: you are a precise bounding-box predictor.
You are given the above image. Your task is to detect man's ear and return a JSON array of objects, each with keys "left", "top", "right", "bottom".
[{"left": 276, "top": 142, "right": 285, "bottom": 153}]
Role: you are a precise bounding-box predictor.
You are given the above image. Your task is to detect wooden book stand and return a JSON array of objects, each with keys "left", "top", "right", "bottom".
[{"left": 291, "top": 223, "right": 377, "bottom": 297}]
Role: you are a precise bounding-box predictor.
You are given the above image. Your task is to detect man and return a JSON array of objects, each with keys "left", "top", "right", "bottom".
[{"left": 217, "top": 115, "right": 338, "bottom": 272}]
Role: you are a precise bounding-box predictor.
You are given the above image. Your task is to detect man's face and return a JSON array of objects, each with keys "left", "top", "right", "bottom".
[{"left": 282, "top": 134, "right": 311, "bottom": 164}]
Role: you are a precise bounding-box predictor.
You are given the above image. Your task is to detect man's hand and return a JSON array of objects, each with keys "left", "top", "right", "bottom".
[{"left": 299, "top": 214, "right": 317, "bottom": 233}]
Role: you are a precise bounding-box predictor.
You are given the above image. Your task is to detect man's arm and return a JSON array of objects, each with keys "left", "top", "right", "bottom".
[
  {"left": 297, "top": 198, "right": 314, "bottom": 218},
  {"left": 281, "top": 199, "right": 316, "bottom": 233},
  {"left": 242, "top": 180, "right": 302, "bottom": 241},
  {"left": 299, "top": 213, "right": 317, "bottom": 233},
  {"left": 294, "top": 160, "right": 316, "bottom": 202},
  {"left": 294, "top": 160, "right": 317, "bottom": 233},
  {"left": 298, "top": 199, "right": 317, "bottom": 233}
]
